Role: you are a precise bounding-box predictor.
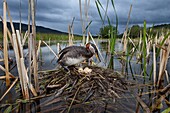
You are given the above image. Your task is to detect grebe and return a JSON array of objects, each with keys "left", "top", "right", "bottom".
[{"left": 57, "top": 42, "right": 100, "bottom": 71}]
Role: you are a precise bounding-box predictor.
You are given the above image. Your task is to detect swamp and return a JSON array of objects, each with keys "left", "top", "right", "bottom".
[{"left": 0, "top": 0, "right": 170, "bottom": 113}]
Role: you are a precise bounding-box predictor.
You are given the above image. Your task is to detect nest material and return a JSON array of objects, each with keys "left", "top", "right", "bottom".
[{"left": 38, "top": 66, "right": 129, "bottom": 112}]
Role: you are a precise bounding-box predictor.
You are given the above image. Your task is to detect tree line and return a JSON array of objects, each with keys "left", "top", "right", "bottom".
[{"left": 99, "top": 24, "right": 170, "bottom": 38}]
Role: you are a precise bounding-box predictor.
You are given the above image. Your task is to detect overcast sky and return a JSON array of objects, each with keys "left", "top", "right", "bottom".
[{"left": 0, "top": 0, "right": 170, "bottom": 35}]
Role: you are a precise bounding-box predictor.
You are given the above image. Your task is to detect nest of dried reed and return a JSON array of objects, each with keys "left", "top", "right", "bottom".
[{"left": 38, "top": 66, "right": 130, "bottom": 112}]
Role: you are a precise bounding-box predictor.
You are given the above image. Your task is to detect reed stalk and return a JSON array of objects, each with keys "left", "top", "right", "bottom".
[
  {"left": 153, "top": 44, "right": 156, "bottom": 86},
  {"left": 149, "top": 32, "right": 158, "bottom": 81},
  {"left": 0, "top": 77, "right": 18, "bottom": 101},
  {"left": 28, "top": 0, "right": 31, "bottom": 34},
  {"left": 70, "top": 17, "right": 75, "bottom": 44},
  {"left": 68, "top": 25, "right": 71, "bottom": 45},
  {"left": 3, "top": 0, "right": 10, "bottom": 86},
  {"left": 0, "top": 65, "right": 15, "bottom": 78},
  {"left": 21, "top": 57, "right": 37, "bottom": 96},
  {"left": 26, "top": 34, "right": 38, "bottom": 96},
  {"left": 28, "top": 0, "right": 32, "bottom": 90},
  {"left": 57, "top": 43, "right": 61, "bottom": 55},
  {"left": 88, "top": 32, "right": 104, "bottom": 62},
  {"left": 13, "top": 33, "right": 28, "bottom": 98},
  {"left": 16, "top": 30, "right": 23, "bottom": 57},
  {"left": 156, "top": 33, "right": 170, "bottom": 58},
  {"left": 5, "top": 2, "right": 30, "bottom": 98},
  {"left": 122, "top": 4, "right": 132, "bottom": 53},
  {"left": 19, "top": 0, "right": 22, "bottom": 33},
  {"left": 68, "top": 25, "right": 73, "bottom": 46},
  {"left": 85, "top": 0, "right": 90, "bottom": 44},
  {"left": 165, "top": 70, "right": 169, "bottom": 83},
  {"left": 36, "top": 40, "right": 41, "bottom": 58},
  {"left": 142, "top": 20, "right": 147, "bottom": 78},
  {"left": 28, "top": 33, "right": 32, "bottom": 88},
  {"left": 79, "top": 0, "right": 85, "bottom": 45},
  {"left": 71, "top": 26, "right": 74, "bottom": 44},
  {"left": 67, "top": 86, "right": 81, "bottom": 113},
  {"left": 0, "top": 76, "right": 12, "bottom": 80},
  {"left": 6, "top": 4, "right": 15, "bottom": 34},
  {"left": 16, "top": 30, "right": 30, "bottom": 98},
  {"left": 0, "top": 8, "right": 13, "bottom": 46},
  {"left": 136, "top": 95, "right": 151, "bottom": 113},
  {"left": 107, "top": 39, "right": 110, "bottom": 53},
  {"left": 22, "top": 31, "right": 28, "bottom": 45},
  {"left": 42, "top": 41, "right": 58, "bottom": 59},
  {"left": 122, "top": 4, "right": 132, "bottom": 75},
  {"left": 157, "top": 36, "right": 170, "bottom": 88},
  {"left": 30, "top": 0, "right": 39, "bottom": 92},
  {"left": 32, "top": 37, "right": 39, "bottom": 92},
  {"left": 0, "top": 16, "right": 14, "bottom": 48}
]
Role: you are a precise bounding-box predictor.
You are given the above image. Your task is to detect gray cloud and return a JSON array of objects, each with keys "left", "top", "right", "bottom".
[{"left": 0, "top": 0, "right": 170, "bottom": 34}]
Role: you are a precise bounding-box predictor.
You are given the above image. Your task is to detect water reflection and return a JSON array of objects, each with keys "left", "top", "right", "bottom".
[{"left": 0, "top": 39, "right": 155, "bottom": 89}]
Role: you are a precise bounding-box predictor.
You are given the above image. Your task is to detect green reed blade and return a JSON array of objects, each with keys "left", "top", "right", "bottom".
[
  {"left": 110, "top": 0, "right": 118, "bottom": 54},
  {"left": 4, "top": 105, "right": 12, "bottom": 113},
  {"left": 111, "top": 0, "right": 118, "bottom": 31},
  {"left": 110, "top": 27, "right": 116, "bottom": 53},
  {"left": 83, "top": 20, "right": 92, "bottom": 34},
  {"left": 95, "top": 0, "right": 104, "bottom": 24},
  {"left": 107, "top": 15, "right": 111, "bottom": 25}
]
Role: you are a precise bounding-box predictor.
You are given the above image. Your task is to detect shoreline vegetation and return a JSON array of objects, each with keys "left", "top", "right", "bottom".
[{"left": 0, "top": 21, "right": 170, "bottom": 42}]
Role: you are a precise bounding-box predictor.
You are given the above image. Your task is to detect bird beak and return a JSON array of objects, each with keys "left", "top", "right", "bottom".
[{"left": 95, "top": 53, "right": 101, "bottom": 62}]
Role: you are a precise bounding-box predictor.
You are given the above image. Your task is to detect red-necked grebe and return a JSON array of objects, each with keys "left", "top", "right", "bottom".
[{"left": 57, "top": 42, "right": 101, "bottom": 71}]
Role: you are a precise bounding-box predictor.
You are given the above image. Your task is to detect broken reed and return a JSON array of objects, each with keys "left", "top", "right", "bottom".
[
  {"left": 157, "top": 32, "right": 170, "bottom": 87},
  {"left": 0, "top": 0, "right": 38, "bottom": 100},
  {"left": 68, "top": 17, "right": 75, "bottom": 46}
]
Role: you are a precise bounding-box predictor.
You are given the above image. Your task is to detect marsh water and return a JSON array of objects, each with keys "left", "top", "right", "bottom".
[{"left": 0, "top": 39, "right": 169, "bottom": 112}]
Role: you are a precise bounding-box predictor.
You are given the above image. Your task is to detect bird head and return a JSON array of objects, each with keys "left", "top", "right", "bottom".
[{"left": 86, "top": 42, "right": 101, "bottom": 62}]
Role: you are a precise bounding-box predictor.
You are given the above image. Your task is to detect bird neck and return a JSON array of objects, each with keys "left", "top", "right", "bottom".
[{"left": 84, "top": 49, "right": 93, "bottom": 58}]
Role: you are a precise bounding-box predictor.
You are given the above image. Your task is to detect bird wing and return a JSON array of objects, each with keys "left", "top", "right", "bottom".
[
  {"left": 57, "top": 46, "right": 86, "bottom": 62},
  {"left": 58, "top": 46, "right": 76, "bottom": 54}
]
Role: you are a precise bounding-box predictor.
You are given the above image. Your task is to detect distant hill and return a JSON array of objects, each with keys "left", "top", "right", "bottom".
[
  {"left": 0, "top": 21, "right": 68, "bottom": 34},
  {"left": 1, "top": 21, "right": 169, "bottom": 36},
  {"left": 152, "top": 24, "right": 170, "bottom": 29}
]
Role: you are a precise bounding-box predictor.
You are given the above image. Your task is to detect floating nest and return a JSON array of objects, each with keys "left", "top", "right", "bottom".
[{"left": 38, "top": 66, "right": 130, "bottom": 113}]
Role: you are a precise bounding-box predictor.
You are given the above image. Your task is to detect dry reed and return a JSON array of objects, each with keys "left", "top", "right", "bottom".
[
  {"left": 42, "top": 41, "right": 58, "bottom": 59},
  {"left": 3, "top": 0, "right": 10, "bottom": 86},
  {"left": 0, "top": 77, "right": 18, "bottom": 101},
  {"left": 79, "top": 0, "right": 85, "bottom": 45},
  {"left": 153, "top": 43, "right": 156, "bottom": 86},
  {"left": 30, "top": 0, "right": 39, "bottom": 92},
  {"left": 157, "top": 36, "right": 170, "bottom": 87}
]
